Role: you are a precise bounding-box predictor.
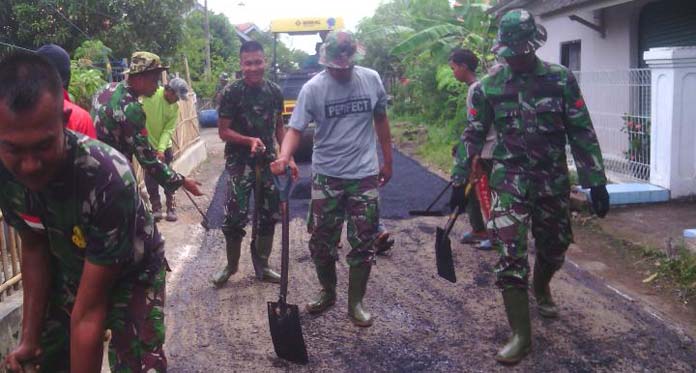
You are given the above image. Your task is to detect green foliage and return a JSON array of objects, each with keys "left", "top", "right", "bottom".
[
  {"left": 1, "top": 0, "right": 194, "bottom": 58},
  {"left": 172, "top": 10, "right": 240, "bottom": 99},
  {"left": 68, "top": 63, "right": 107, "bottom": 111},
  {"left": 356, "top": 0, "right": 498, "bottom": 167},
  {"left": 641, "top": 242, "right": 696, "bottom": 298}
]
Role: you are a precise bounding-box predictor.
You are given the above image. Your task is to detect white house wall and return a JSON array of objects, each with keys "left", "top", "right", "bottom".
[{"left": 525, "top": 0, "right": 658, "bottom": 182}]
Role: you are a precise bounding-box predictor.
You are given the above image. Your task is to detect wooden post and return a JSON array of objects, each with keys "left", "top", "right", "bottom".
[{"left": 183, "top": 55, "right": 192, "bottom": 88}]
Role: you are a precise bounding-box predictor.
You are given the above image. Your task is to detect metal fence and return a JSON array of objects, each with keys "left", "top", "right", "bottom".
[{"left": 574, "top": 69, "right": 652, "bottom": 182}]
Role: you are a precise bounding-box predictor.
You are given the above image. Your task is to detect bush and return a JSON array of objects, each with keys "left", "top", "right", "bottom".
[{"left": 68, "top": 63, "right": 107, "bottom": 112}]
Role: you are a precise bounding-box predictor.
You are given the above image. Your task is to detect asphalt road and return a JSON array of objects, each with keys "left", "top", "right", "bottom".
[{"left": 163, "top": 134, "right": 696, "bottom": 372}]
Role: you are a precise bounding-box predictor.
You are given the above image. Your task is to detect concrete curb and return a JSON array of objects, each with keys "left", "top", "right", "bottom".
[
  {"left": 173, "top": 139, "right": 208, "bottom": 177},
  {"left": 0, "top": 292, "right": 23, "bottom": 361}
]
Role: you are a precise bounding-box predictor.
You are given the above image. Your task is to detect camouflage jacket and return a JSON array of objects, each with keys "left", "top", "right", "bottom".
[
  {"left": 218, "top": 79, "right": 283, "bottom": 166},
  {"left": 92, "top": 82, "right": 183, "bottom": 193},
  {"left": 453, "top": 59, "right": 606, "bottom": 196},
  {"left": 0, "top": 130, "right": 165, "bottom": 305}
]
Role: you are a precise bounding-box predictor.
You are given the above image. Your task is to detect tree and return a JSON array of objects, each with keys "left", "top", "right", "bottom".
[{"left": 1, "top": 0, "right": 195, "bottom": 58}]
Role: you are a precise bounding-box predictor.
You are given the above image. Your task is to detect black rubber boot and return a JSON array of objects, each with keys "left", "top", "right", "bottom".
[
  {"left": 254, "top": 234, "right": 280, "bottom": 283},
  {"left": 533, "top": 260, "right": 559, "bottom": 318},
  {"left": 348, "top": 264, "right": 373, "bottom": 327},
  {"left": 495, "top": 288, "right": 532, "bottom": 364},
  {"left": 306, "top": 261, "right": 337, "bottom": 314},
  {"left": 211, "top": 235, "right": 241, "bottom": 287}
]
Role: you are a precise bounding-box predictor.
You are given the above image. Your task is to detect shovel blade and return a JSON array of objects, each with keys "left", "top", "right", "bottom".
[
  {"left": 408, "top": 210, "right": 447, "bottom": 217},
  {"left": 268, "top": 301, "right": 309, "bottom": 364},
  {"left": 435, "top": 227, "right": 457, "bottom": 283}
]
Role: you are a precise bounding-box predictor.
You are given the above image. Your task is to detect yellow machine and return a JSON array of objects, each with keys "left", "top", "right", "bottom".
[{"left": 270, "top": 17, "right": 344, "bottom": 160}]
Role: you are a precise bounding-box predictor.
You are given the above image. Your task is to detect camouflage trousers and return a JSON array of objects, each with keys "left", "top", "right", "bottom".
[
  {"left": 308, "top": 174, "right": 379, "bottom": 268},
  {"left": 222, "top": 161, "right": 280, "bottom": 239},
  {"left": 488, "top": 190, "right": 572, "bottom": 290},
  {"left": 38, "top": 266, "right": 167, "bottom": 372}
]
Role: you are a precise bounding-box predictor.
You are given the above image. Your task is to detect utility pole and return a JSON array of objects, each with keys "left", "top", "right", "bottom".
[{"left": 204, "top": 0, "right": 211, "bottom": 77}]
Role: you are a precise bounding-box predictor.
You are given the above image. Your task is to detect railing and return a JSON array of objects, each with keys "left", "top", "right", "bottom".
[
  {"left": 0, "top": 213, "right": 23, "bottom": 300},
  {"left": 574, "top": 69, "right": 651, "bottom": 182}
]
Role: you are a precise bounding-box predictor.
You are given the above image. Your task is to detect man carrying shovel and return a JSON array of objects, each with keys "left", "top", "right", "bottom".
[
  {"left": 271, "top": 30, "right": 393, "bottom": 327},
  {"left": 452, "top": 9, "right": 610, "bottom": 364},
  {"left": 211, "top": 41, "right": 298, "bottom": 287}
]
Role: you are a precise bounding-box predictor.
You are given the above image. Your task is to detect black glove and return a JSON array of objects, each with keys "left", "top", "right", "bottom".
[
  {"left": 449, "top": 184, "right": 468, "bottom": 212},
  {"left": 590, "top": 185, "right": 610, "bottom": 218}
]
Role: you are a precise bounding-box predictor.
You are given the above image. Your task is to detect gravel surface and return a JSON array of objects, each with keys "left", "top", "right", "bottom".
[{"left": 162, "top": 132, "right": 696, "bottom": 372}]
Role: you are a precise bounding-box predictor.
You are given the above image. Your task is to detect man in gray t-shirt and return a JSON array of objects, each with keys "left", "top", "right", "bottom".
[{"left": 271, "top": 31, "right": 393, "bottom": 327}]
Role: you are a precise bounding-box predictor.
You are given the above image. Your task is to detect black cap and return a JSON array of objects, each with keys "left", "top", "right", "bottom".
[{"left": 36, "top": 44, "right": 71, "bottom": 89}]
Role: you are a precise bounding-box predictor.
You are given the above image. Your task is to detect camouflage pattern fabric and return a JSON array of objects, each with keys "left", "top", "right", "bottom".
[
  {"left": 319, "top": 30, "right": 364, "bottom": 69},
  {"left": 0, "top": 131, "right": 167, "bottom": 371},
  {"left": 124, "top": 51, "right": 168, "bottom": 76},
  {"left": 217, "top": 79, "right": 283, "bottom": 165},
  {"left": 308, "top": 174, "right": 379, "bottom": 268},
  {"left": 454, "top": 59, "right": 607, "bottom": 196},
  {"left": 491, "top": 9, "right": 547, "bottom": 58},
  {"left": 489, "top": 190, "right": 572, "bottom": 289},
  {"left": 92, "top": 81, "right": 184, "bottom": 193},
  {"left": 452, "top": 59, "right": 606, "bottom": 289},
  {"left": 223, "top": 160, "right": 280, "bottom": 239},
  {"left": 217, "top": 78, "right": 284, "bottom": 238}
]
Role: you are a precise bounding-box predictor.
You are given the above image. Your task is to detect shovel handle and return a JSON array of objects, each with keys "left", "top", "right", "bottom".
[
  {"left": 424, "top": 181, "right": 453, "bottom": 213},
  {"left": 182, "top": 189, "right": 209, "bottom": 229},
  {"left": 443, "top": 183, "right": 472, "bottom": 235}
]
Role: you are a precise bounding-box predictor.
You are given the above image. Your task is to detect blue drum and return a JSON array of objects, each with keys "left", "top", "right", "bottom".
[{"left": 198, "top": 109, "right": 218, "bottom": 128}]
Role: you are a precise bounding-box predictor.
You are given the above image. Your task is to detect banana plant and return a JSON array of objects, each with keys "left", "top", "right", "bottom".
[{"left": 390, "top": 1, "right": 498, "bottom": 70}]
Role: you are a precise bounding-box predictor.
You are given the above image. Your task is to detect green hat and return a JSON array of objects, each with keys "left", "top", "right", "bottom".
[
  {"left": 124, "top": 51, "right": 169, "bottom": 75},
  {"left": 319, "top": 30, "right": 364, "bottom": 69},
  {"left": 491, "top": 9, "right": 547, "bottom": 58}
]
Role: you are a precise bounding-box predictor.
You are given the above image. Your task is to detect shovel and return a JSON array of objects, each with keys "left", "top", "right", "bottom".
[
  {"left": 268, "top": 167, "right": 309, "bottom": 364},
  {"left": 409, "top": 181, "right": 452, "bottom": 216},
  {"left": 250, "top": 161, "right": 265, "bottom": 279},
  {"left": 434, "top": 183, "right": 471, "bottom": 283}
]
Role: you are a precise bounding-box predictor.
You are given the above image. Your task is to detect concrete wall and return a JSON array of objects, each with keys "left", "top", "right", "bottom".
[{"left": 529, "top": 0, "right": 658, "bottom": 70}]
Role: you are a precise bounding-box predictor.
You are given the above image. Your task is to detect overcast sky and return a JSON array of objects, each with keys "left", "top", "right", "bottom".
[{"left": 207, "top": 0, "right": 384, "bottom": 53}]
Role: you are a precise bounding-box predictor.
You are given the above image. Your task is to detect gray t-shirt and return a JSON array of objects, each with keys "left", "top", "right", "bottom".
[{"left": 289, "top": 66, "right": 388, "bottom": 179}]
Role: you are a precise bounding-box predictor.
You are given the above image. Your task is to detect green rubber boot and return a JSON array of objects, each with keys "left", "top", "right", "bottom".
[
  {"left": 348, "top": 265, "right": 373, "bottom": 327},
  {"left": 254, "top": 234, "right": 281, "bottom": 283},
  {"left": 495, "top": 288, "right": 532, "bottom": 365},
  {"left": 211, "top": 235, "right": 242, "bottom": 287},
  {"left": 306, "top": 262, "right": 337, "bottom": 314},
  {"left": 533, "top": 260, "right": 559, "bottom": 318}
]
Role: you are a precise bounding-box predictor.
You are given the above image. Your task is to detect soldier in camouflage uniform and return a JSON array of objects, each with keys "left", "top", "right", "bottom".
[
  {"left": 272, "top": 31, "right": 393, "bottom": 327},
  {"left": 211, "top": 40, "right": 299, "bottom": 287},
  {"left": 451, "top": 9, "right": 610, "bottom": 364},
  {"left": 92, "top": 51, "right": 203, "bottom": 200},
  {"left": 0, "top": 53, "right": 167, "bottom": 372}
]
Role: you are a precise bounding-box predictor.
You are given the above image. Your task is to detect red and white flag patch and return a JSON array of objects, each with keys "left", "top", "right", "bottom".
[{"left": 18, "top": 212, "right": 45, "bottom": 230}]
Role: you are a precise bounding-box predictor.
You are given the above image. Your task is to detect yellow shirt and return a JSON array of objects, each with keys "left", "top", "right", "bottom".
[{"left": 142, "top": 87, "right": 179, "bottom": 152}]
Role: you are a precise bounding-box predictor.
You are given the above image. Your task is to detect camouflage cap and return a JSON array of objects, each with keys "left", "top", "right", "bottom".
[
  {"left": 167, "top": 77, "right": 189, "bottom": 101},
  {"left": 124, "top": 51, "right": 169, "bottom": 75},
  {"left": 491, "top": 9, "right": 547, "bottom": 58},
  {"left": 319, "top": 30, "right": 364, "bottom": 69}
]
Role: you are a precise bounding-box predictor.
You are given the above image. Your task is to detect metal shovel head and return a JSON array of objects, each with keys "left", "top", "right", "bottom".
[
  {"left": 435, "top": 227, "right": 457, "bottom": 283},
  {"left": 268, "top": 300, "right": 309, "bottom": 364},
  {"left": 409, "top": 209, "right": 447, "bottom": 217}
]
